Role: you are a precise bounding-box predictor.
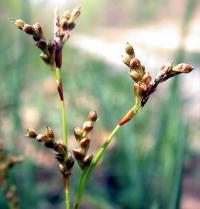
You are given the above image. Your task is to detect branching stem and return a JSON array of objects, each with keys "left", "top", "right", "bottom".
[{"left": 74, "top": 103, "right": 141, "bottom": 209}]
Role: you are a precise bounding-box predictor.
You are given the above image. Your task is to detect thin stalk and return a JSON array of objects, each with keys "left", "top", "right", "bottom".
[
  {"left": 74, "top": 104, "right": 141, "bottom": 209},
  {"left": 60, "top": 100, "right": 68, "bottom": 146},
  {"left": 54, "top": 67, "right": 68, "bottom": 147},
  {"left": 53, "top": 66, "right": 70, "bottom": 209},
  {"left": 8, "top": 202, "right": 15, "bottom": 209},
  {"left": 65, "top": 177, "right": 71, "bottom": 209}
]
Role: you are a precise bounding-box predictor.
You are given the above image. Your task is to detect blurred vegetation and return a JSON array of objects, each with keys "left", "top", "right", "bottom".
[{"left": 0, "top": 0, "right": 199, "bottom": 209}]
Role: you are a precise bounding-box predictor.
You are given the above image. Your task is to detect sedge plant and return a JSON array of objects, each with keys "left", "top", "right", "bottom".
[
  {"left": 10, "top": 7, "right": 195, "bottom": 209},
  {"left": 0, "top": 142, "right": 23, "bottom": 209}
]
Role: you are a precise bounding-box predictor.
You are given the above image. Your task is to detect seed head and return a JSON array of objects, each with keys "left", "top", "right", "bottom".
[
  {"left": 40, "top": 52, "right": 51, "bottom": 66},
  {"left": 74, "top": 127, "right": 83, "bottom": 141},
  {"left": 125, "top": 42, "right": 134, "bottom": 56},
  {"left": 36, "top": 134, "right": 47, "bottom": 142},
  {"left": 26, "top": 128, "right": 38, "bottom": 138},
  {"left": 83, "top": 121, "right": 93, "bottom": 133},
  {"left": 80, "top": 137, "right": 90, "bottom": 153},
  {"left": 69, "top": 7, "right": 81, "bottom": 23},
  {"left": 54, "top": 141, "right": 66, "bottom": 155},
  {"left": 88, "top": 111, "right": 98, "bottom": 122},
  {"left": 23, "top": 24, "right": 35, "bottom": 35},
  {"left": 45, "top": 127, "right": 54, "bottom": 139},
  {"left": 14, "top": 19, "right": 25, "bottom": 29},
  {"left": 142, "top": 73, "right": 152, "bottom": 85},
  {"left": 83, "top": 154, "right": 93, "bottom": 167},
  {"left": 63, "top": 10, "right": 71, "bottom": 20},
  {"left": 129, "top": 70, "right": 142, "bottom": 83},
  {"left": 72, "top": 148, "right": 84, "bottom": 160},
  {"left": 130, "top": 58, "right": 141, "bottom": 69},
  {"left": 65, "top": 156, "right": 75, "bottom": 171},
  {"left": 122, "top": 54, "right": 132, "bottom": 67},
  {"left": 33, "top": 22, "right": 43, "bottom": 37},
  {"left": 173, "top": 63, "right": 193, "bottom": 73}
]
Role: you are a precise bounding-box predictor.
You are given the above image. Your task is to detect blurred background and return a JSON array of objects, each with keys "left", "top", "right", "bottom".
[{"left": 0, "top": 0, "right": 199, "bottom": 208}]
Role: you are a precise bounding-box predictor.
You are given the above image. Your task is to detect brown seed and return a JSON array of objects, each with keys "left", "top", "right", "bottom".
[
  {"left": 72, "top": 148, "right": 84, "bottom": 160},
  {"left": 60, "top": 19, "right": 69, "bottom": 30},
  {"left": 40, "top": 52, "right": 51, "bottom": 65},
  {"left": 36, "top": 134, "right": 47, "bottom": 142},
  {"left": 63, "top": 10, "right": 71, "bottom": 20},
  {"left": 54, "top": 141, "right": 66, "bottom": 154},
  {"left": 130, "top": 58, "right": 141, "bottom": 69},
  {"left": 14, "top": 19, "right": 25, "bottom": 29},
  {"left": 80, "top": 138, "right": 90, "bottom": 153},
  {"left": 82, "top": 121, "right": 93, "bottom": 133},
  {"left": 83, "top": 154, "right": 93, "bottom": 167},
  {"left": 74, "top": 127, "right": 83, "bottom": 141},
  {"left": 65, "top": 156, "right": 75, "bottom": 171},
  {"left": 173, "top": 63, "right": 193, "bottom": 73},
  {"left": 125, "top": 42, "right": 134, "bottom": 56},
  {"left": 122, "top": 54, "right": 132, "bottom": 67},
  {"left": 23, "top": 24, "right": 35, "bottom": 35},
  {"left": 45, "top": 127, "right": 54, "bottom": 139},
  {"left": 142, "top": 73, "right": 152, "bottom": 85},
  {"left": 26, "top": 128, "right": 38, "bottom": 138},
  {"left": 35, "top": 39, "right": 47, "bottom": 51},
  {"left": 69, "top": 7, "right": 81, "bottom": 23},
  {"left": 59, "top": 164, "right": 66, "bottom": 174},
  {"left": 33, "top": 22, "right": 43, "bottom": 37},
  {"left": 129, "top": 70, "right": 142, "bottom": 83},
  {"left": 88, "top": 111, "right": 98, "bottom": 122}
]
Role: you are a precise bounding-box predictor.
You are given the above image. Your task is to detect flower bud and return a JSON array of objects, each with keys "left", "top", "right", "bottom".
[
  {"left": 83, "top": 154, "right": 93, "bottom": 167},
  {"left": 142, "top": 73, "right": 152, "bottom": 86},
  {"left": 88, "top": 111, "right": 98, "bottom": 122},
  {"left": 63, "top": 10, "right": 71, "bottom": 20},
  {"left": 36, "top": 134, "right": 47, "bottom": 142},
  {"left": 55, "top": 153, "right": 65, "bottom": 163},
  {"left": 45, "top": 127, "right": 54, "bottom": 139},
  {"left": 35, "top": 39, "right": 47, "bottom": 51},
  {"left": 173, "top": 63, "right": 193, "bottom": 73},
  {"left": 26, "top": 128, "right": 38, "bottom": 138},
  {"left": 72, "top": 148, "right": 84, "bottom": 160},
  {"left": 125, "top": 42, "right": 134, "bottom": 56},
  {"left": 40, "top": 52, "right": 51, "bottom": 65},
  {"left": 54, "top": 141, "right": 67, "bottom": 155},
  {"left": 59, "top": 164, "right": 66, "bottom": 174},
  {"left": 14, "top": 19, "right": 25, "bottom": 29},
  {"left": 129, "top": 70, "right": 142, "bottom": 83},
  {"left": 80, "top": 138, "right": 90, "bottom": 153},
  {"left": 68, "top": 22, "right": 76, "bottom": 30},
  {"left": 130, "top": 58, "right": 141, "bottom": 69},
  {"left": 60, "top": 19, "right": 69, "bottom": 31},
  {"left": 134, "top": 84, "right": 144, "bottom": 98},
  {"left": 23, "top": 24, "right": 35, "bottom": 35},
  {"left": 74, "top": 127, "right": 83, "bottom": 141},
  {"left": 122, "top": 54, "right": 132, "bottom": 67},
  {"left": 65, "top": 156, "right": 75, "bottom": 171},
  {"left": 82, "top": 121, "right": 93, "bottom": 133},
  {"left": 69, "top": 7, "right": 81, "bottom": 23},
  {"left": 33, "top": 22, "right": 43, "bottom": 37}
]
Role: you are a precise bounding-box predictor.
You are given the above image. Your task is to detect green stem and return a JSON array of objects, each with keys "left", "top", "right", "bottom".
[
  {"left": 8, "top": 202, "right": 15, "bottom": 209},
  {"left": 65, "top": 177, "right": 71, "bottom": 209},
  {"left": 60, "top": 100, "right": 68, "bottom": 146},
  {"left": 54, "top": 67, "right": 68, "bottom": 148},
  {"left": 74, "top": 104, "right": 141, "bottom": 209},
  {"left": 53, "top": 66, "right": 70, "bottom": 209}
]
